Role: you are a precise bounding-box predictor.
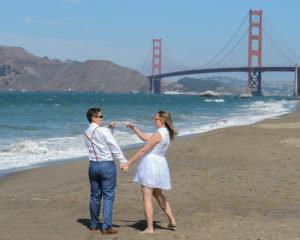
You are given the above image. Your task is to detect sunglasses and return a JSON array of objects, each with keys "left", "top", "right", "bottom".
[
  {"left": 155, "top": 116, "right": 164, "bottom": 121},
  {"left": 95, "top": 115, "right": 103, "bottom": 119}
]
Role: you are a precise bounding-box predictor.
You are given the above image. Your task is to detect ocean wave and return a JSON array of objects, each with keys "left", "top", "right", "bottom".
[
  {"left": 172, "top": 115, "right": 191, "bottom": 120},
  {"left": 0, "top": 124, "right": 38, "bottom": 131},
  {"left": 177, "top": 99, "right": 296, "bottom": 137},
  {"left": 204, "top": 99, "right": 225, "bottom": 103},
  {"left": 0, "top": 137, "right": 86, "bottom": 171},
  {"left": 0, "top": 130, "right": 144, "bottom": 171},
  {"left": 1, "top": 140, "right": 48, "bottom": 154}
]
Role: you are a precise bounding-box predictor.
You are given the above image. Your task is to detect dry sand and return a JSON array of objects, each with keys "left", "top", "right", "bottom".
[{"left": 1, "top": 103, "right": 300, "bottom": 240}]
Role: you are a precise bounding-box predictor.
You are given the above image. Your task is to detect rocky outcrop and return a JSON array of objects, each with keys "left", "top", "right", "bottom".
[{"left": 199, "top": 90, "right": 219, "bottom": 97}]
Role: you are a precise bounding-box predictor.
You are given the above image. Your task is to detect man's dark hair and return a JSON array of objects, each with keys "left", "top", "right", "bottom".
[{"left": 86, "top": 108, "right": 101, "bottom": 123}]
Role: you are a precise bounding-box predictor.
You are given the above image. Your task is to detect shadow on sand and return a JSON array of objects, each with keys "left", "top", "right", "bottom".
[
  {"left": 77, "top": 218, "right": 167, "bottom": 231},
  {"left": 117, "top": 219, "right": 168, "bottom": 231}
]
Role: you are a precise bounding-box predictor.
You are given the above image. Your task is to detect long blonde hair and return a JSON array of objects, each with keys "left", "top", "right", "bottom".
[{"left": 158, "top": 110, "right": 178, "bottom": 141}]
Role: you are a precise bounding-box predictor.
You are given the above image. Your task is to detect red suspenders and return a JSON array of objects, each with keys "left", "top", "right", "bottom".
[{"left": 85, "top": 127, "right": 100, "bottom": 161}]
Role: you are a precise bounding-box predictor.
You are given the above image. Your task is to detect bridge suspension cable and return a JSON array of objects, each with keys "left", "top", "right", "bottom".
[
  {"left": 263, "top": 26, "right": 295, "bottom": 66},
  {"left": 140, "top": 41, "right": 153, "bottom": 76},
  {"left": 264, "top": 13, "right": 300, "bottom": 62},
  {"left": 162, "top": 41, "right": 189, "bottom": 73},
  {"left": 206, "top": 28, "right": 249, "bottom": 68},
  {"left": 198, "top": 12, "right": 249, "bottom": 69}
]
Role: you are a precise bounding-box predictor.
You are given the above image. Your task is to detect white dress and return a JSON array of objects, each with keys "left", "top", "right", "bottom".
[{"left": 133, "top": 127, "right": 171, "bottom": 190}]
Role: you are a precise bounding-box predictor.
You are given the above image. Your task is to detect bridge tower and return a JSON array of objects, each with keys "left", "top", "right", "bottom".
[
  {"left": 295, "top": 64, "right": 300, "bottom": 96},
  {"left": 248, "top": 10, "right": 262, "bottom": 96},
  {"left": 150, "top": 38, "right": 162, "bottom": 94}
]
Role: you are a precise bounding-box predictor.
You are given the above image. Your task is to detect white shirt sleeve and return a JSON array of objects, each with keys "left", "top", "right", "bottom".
[
  {"left": 109, "top": 128, "right": 115, "bottom": 135},
  {"left": 84, "top": 134, "right": 89, "bottom": 148},
  {"left": 100, "top": 128, "right": 127, "bottom": 164}
]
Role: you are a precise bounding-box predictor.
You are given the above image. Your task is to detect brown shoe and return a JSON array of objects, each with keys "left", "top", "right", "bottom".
[
  {"left": 101, "top": 229, "right": 118, "bottom": 235},
  {"left": 90, "top": 227, "right": 98, "bottom": 231}
]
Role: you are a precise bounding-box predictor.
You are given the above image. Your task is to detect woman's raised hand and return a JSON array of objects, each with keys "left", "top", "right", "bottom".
[{"left": 122, "top": 121, "right": 135, "bottom": 129}]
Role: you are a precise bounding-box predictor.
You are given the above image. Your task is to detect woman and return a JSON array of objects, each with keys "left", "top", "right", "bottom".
[{"left": 121, "top": 110, "right": 177, "bottom": 234}]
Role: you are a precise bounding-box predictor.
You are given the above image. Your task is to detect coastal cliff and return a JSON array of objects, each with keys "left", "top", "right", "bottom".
[{"left": 0, "top": 46, "right": 149, "bottom": 93}]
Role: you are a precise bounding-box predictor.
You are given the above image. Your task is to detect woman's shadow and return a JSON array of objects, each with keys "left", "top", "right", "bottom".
[{"left": 124, "top": 219, "right": 166, "bottom": 231}]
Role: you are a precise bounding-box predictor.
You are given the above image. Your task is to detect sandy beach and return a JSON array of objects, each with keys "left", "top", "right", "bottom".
[{"left": 1, "top": 103, "right": 300, "bottom": 240}]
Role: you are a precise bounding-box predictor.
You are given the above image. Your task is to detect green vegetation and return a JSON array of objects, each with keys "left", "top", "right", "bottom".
[
  {"left": 0, "top": 65, "right": 11, "bottom": 76},
  {"left": 0, "top": 65, "right": 19, "bottom": 76}
]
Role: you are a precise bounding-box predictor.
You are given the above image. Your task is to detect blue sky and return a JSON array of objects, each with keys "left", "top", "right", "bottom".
[{"left": 1, "top": 0, "right": 300, "bottom": 81}]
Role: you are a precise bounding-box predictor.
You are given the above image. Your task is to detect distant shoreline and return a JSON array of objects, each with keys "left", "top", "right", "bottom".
[{"left": 0, "top": 91, "right": 296, "bottom": 96}]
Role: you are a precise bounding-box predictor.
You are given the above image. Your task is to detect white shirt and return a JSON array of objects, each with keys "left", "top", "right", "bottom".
[{"left": 84, "top": 123, "right": 127, "bottom": 164}]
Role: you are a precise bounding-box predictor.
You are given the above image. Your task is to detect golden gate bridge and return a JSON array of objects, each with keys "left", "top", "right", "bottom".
[{"left": 141, "top": 10, "right": 300, "bottom": 96}]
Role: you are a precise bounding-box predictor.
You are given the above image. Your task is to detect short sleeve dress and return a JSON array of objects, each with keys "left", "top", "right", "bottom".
[{"left": 133, "top": 127, "right": 171, "bottom": 189}]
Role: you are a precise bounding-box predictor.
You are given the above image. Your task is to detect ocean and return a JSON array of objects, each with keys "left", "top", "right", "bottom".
[{"left": 0, "top": 92, "right": 297, "bottom": 177}]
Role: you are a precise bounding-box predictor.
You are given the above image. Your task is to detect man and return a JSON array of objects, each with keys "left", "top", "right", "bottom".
[{"left": 84, "top": 108, "right": 127, "bottom": 235}]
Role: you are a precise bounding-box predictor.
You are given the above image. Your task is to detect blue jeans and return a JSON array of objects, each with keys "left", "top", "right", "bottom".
[{"left": 88, "top": 161, "right": 116, "bottom": 230}]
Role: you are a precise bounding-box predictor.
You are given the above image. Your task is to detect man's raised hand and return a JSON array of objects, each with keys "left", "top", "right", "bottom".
[{"left": 108, "top": 121, "right": 118, "bottom": 129}]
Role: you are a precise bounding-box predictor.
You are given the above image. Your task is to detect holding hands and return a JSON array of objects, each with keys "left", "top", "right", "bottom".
[{"left": 120, "top": 162, "right": 129, "bottom": 173}]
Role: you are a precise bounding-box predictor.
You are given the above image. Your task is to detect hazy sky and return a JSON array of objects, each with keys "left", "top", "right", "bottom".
[{"left": 1, "top": 0, "right": 299, "bottom": 81}]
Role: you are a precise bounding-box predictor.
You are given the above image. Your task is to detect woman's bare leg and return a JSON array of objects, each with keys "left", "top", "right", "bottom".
[
  {"left": 153, "top": 188, "right": 176, "bottom": 226},
  {"left": 141, "top": 186, "right": 154, "bottom": 233}
]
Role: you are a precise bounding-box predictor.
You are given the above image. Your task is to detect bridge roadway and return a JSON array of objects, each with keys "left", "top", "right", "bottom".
[{"left": 147, "top": 66, "right": 297, "bottom": 79}]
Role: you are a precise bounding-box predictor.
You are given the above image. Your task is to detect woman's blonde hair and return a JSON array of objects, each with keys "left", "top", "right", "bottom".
[{"left": 158, "top": 110, "right": 178, "bottom": 141}]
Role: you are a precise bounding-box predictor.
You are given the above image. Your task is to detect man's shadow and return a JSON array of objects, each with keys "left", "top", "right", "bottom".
[
  {"left": 77, "top": 219, "right": 120, "bottom": 230},
  {"left": 77, "top": 219, "right": 90, "bottom": 230}
]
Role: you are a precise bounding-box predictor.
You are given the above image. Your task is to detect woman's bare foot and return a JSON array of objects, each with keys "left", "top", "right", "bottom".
[
  {"left": 139, "top": 228, "right": 154, "bottom": 234},
  {"left": 167, "top": 222, "right": 176, "bottom": 231}
]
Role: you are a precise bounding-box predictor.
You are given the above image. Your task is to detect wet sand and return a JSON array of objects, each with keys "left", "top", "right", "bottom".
[{"left": 1, "top": 102, "right": 300, "bottom": 240}]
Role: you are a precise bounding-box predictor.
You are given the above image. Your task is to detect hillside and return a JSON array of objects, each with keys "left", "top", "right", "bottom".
[
  {"left": 162, "top": 76, "right": 294, "bottom": 96},
  {"left": 177, "top": 77, "right": 220, "bottom": 92},
  {"left": 0, "top": 46, "right": 149, "bottom": 93},
  {"left": 162, "top": 77, "right": 245, "bottom": 94}
]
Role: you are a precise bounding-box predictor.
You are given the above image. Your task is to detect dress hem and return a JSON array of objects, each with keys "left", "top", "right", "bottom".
[{"left": 133, "top": 180, "right": 171, "bottom": 190}]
